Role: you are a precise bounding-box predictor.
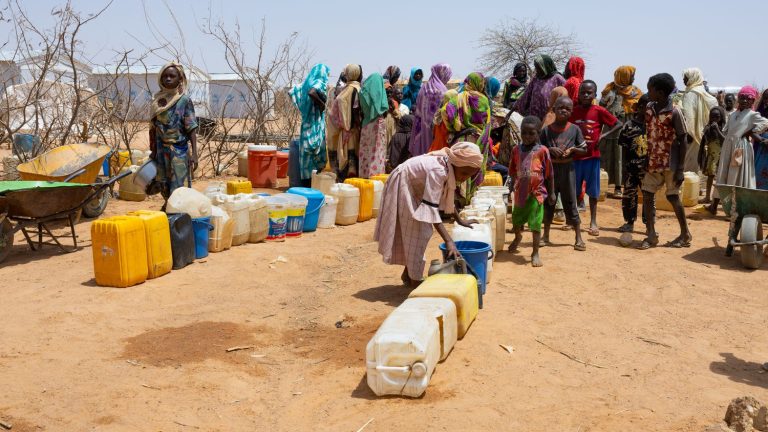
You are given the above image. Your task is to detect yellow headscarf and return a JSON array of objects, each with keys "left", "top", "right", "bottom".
[
  {"left": 601, "top": 65, "right": 643, "bottom": 114},
  {"left": 151, "top": 62, "right": 188, "bottom": 119}
]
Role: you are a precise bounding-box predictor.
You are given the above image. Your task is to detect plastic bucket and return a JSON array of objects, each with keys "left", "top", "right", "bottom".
[
  {"left": 439, "top": 240, "right": 492, "bottom": 308},
  {"left": 286, "top": 187, "right": 324, "bottom": 232},
  {"left": 191, "top": 217, "right": 213, "bottom": 259},
  {"left": 264, "top": 195, "right": 289, "bottom": 241},
  {"left": 248, "top": 144, "right": 277, "bottom": 188},
  {"left": 12, "top": 133, "right": 41, "bottom": 158},
  {"left": 102, "top": 150, "right": 112, "bottom": 176},
  {"left": 278, "top": 193, "right": 307, "bottom": 237},
  {"left": 277, "top": 149, "right": 289, "bottom": 179}
]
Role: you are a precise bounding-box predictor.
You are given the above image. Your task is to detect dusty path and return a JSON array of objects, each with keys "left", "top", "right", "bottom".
[{"left": 1, "top": 182, "right": 767, "bottom": 431}]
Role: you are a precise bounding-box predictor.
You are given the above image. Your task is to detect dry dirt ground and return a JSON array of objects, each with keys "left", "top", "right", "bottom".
[{"left": 2, "top": 178, "right": 768, "bottom": 431}]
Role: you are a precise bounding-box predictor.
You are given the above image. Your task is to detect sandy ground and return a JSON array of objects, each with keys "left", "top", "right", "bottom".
[{"left": 2, "top": 179, "right": 768, "bottom": 432}]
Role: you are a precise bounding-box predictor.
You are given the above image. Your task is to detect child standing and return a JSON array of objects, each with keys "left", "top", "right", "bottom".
[
  {"left": 149, "top": 62, "right": 198, "bottom": 204},
  {"left": 540, "top": 96, "right": 587, "bottom": 250},
  {"left": 507, "top": 116, "right": 554, "bottom": 267},
  {"left": 571, "top": 80, "right": 622, "bottom": 236},
  {"left": 638, "top": 73, "right": 691, "bottom": 249},
  {"left": 697, "top": 106, "right": 726, "bottom": 203},
  {"left": 386, "top": 114, "right": 413, "bottom": 173},
  {"left": 617, "top": 94, "right": 650, "bottom": 233}
]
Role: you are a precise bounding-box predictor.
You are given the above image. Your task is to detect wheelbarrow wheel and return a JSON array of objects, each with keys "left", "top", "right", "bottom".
[
  {"left": 0, "top": 219, "right": 13, "bottom": 264},
  {"left": 739, "top": 214, "right": 764, "bottom": 269},
  {"left": 82, "top": 178, "right": 110, "bottom": 218}
]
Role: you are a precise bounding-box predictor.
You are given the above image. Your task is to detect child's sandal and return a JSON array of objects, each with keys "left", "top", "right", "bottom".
[{"left": 637, "top": 236, "right": 659, "bottom": 250}]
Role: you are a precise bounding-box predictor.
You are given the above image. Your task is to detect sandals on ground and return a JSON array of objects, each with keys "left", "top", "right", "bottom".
[
  {"left": 637, "top": 236, "right": 659, "bottom": 250},
  {"left": 573, "top": 242, "right": 586, "bottom": 251},
  {"left": 665, "top": 235, "right": 692, "bottom": 248},
  {"left": 618, "top": 223, "right": 634, "bottom": 233}
]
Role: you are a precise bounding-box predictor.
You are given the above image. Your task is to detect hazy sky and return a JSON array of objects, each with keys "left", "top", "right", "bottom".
[{"left": 5, "top": 0, "right": 768, "bottom": 90}]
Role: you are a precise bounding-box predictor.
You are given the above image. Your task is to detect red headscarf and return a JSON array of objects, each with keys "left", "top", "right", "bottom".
[{"left": 563, "top": 57, "right": 585, "bottom": 102}]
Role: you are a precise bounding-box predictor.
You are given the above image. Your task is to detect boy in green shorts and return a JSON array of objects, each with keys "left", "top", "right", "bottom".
[{"left": 507, "top": 116, "right": 554, "bottom": 267}]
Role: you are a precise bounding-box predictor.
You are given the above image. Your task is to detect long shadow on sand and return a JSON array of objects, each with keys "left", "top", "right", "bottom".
[
  {"left": 681, "top": 245, "right": 759, "bottom": 272},
  {"left": 353, "top": 284, "right": 412, "bottom": 307},
  {"left": 710, "top": 353, "right": 768, "bottom": 389}
]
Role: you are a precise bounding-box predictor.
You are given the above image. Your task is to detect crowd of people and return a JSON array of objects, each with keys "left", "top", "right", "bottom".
[{"left": 282, "top": 56, "right": 768, "bottom": 282}]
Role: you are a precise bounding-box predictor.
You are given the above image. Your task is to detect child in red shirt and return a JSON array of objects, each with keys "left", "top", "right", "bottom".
[{"left": 570, "top": 80, "right": 622, "bottom": 236}]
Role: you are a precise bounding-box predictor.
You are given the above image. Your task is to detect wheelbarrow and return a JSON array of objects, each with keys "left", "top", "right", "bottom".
[
  {"left": 16, "top": 143, "right": 112, "bottom": 218},
  {"left": 716, "top": 185, "right": 768, "bottom": 269},
  {"left": 0, "top": 169, "right": 131, "bottom": 264}
]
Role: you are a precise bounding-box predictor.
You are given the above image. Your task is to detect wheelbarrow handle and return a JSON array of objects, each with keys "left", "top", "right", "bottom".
[
  {"left": 108, "top": 169, "right": 134, "bottom": 185},
  {"left": 62, "top": 168, "right": 87, "bottom": 183}
]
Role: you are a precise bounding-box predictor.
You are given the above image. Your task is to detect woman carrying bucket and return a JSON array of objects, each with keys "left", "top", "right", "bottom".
[{"left": 374, "top": 142, "right": 483, "bottom": 287}]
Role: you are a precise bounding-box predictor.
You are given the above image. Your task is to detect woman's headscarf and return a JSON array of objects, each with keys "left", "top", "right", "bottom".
[
  {"left": 360, "top": 73, "right": 389, "bottom": 127},
  {"left": 739, "top": 85, "right": 759, "bottom": 101},
  {"left": 428, "top": 141, "right": 483, "bottom": 213},
  {"left": 383, "top": 66, "right": 401, "bottom": 86},
  {"left": 151, "top": 62, "right": 187, "bottom": 119},
  {"left": 542, "top": 86, "right": 569, "bottom": 128},
  {"left": 401, "top": 67, "right": 423, "bottom": 109},
  {"left": 601, "top": 65, "right": 643, "bottom": 114},
  {"left": 533, "top": 55, "right": 558, "bottom": 79},
  {"left": 502, "top": 62, "right": 528, "bottom": 108},
  {"left": 410, "top": 63, "right": 452, "bottom": 157},
  {"left": 563, "top": 56, "right": 585, "bottom": 102},
  {"left": 441, "top": 72, "right": 490, "bottom": 135},
  {"left": 290, "top": 63, "right": 330, "bottom": 120},
  {"left": 290, "top": 63, "right": 330, "bottom": 179},
  {"left": 329, "top": 64, "right": 363, "bottom": 169},
  {"left": 680, "top": 67, "right": 718, "bottom": 145},
  {"left": 512, "top": 62, "right": 528, "bottom": 85},
  {"left": 485, "top": 76, "right": 501, "bottom": 100}
]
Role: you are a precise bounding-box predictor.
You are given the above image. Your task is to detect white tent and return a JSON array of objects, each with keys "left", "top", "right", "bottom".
[
  {"left": 0, "top": 50, "right": 92, "bottom": 90},
  {"left": 209, "top": 73, "right": 254, "bottom": 119},
  {"left": 88, "top": 63, "right": 210, "bottom": 120}
]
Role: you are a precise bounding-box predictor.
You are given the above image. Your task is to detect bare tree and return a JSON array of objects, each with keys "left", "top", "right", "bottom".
[{"left": 477, "top": 18, "right": 584, "bottom": 78}]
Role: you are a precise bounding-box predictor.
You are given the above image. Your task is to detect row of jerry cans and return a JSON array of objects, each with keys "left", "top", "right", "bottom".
[
  {"left": 92, "top": 211, "right": 196, "bottom": 288},
  {"left": 366, "top": 274, "right": 479, "bottom": 398},
  {"left": 324, "top": 178, "right": 384, "bottom": 226}
]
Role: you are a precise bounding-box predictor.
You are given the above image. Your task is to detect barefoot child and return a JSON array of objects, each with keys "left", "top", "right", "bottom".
[
  {"left": 571, "top": 80, "right": 622, "bottom": 236},
  {"left": 149, "top": 62, "right": 198, "bottom": 205},
  {"left": 507, "top": 116, "right": 554, "bottom": 267},
  {"left": 638, "top": 73, "right": 691, "bottom": 249},
  {"left": 697, "top": 106, "right": 726, "bottom": 203},
  {"left": 540, "top": 96, "right": 587, "bottom": 250},
  {"left": 617, "top": 94, "right": 650, "bottom": 233}
]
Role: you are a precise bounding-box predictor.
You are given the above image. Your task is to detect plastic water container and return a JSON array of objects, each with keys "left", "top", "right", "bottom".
[
  {"left": 227, "top": 179, "right": 253, "bottom": 195},
  {"left": 209, "top": 206, "right": 234, "bottom": 252},
  {"left": 598, "top": 169, "right": 609, "bottom": 201},
  {"left": 118, "top": 166, "right": 147, "bottom": 202},
  {"left": 655, "top": 171, "right": 700, "bottom": 210},
  {"left": 331, "top": 183, "right": 360, "bottom": 226},
  {"left": 166, "top": 187, "right": 212, "bottom": 218},
  {"left": 237, "top": 149, "right": 248, "bottom": 177},
  {"left": 264, "top": 195, "right": 289, "bottom": 241},
  {"left": 126, "top": 210, "right": 173, "bottom": 279},
  {"left": 276, "top": 193, "right": 308, "bottom": 237},
  {"left": 439, "top": 241, "right": 491, "bottom": 308},
  {"left": 395, "top": 298, "right": 458, "bottom": 361},
  {"left": 91, "top": 216, "right": 148, "bottom": 288},
  {"left": 371, "top": 180, "right": 384, "bottom": 218},
  {"left": 366, "top": 309, "right": 441, "bottom": 397},
  {"left": 204, "top": 181, "right": 226, "bottom": 200},
  {"left": 248, "top": 144, "right": 277, "bottom": 188},
  {"left": 191, "top": 216, "right": 213, "bottom": 259},
  {"left": 166, "top": 213, "right": 195, "bottom": 269},
  {"left": 277, "top": 149, "right": 290, "bottom": 179},
  {"left": 222, "top": 195, "right": 251, "bottom": 246},
  {"left": 245, "top": 195, "right": 268, "bottom": 243},
  {"left": 481, "top": 170, "right": 503, "bottom": 186},
  {"left": 318, "top": 195, "right": 338, "bottom": 229},
  {"left": 370, "top": 173, "right": 389, "bottom": 184},
  {"left": 682, "top": 172, "right": 700, "bottom": 207},
  {"left": 452, "top": 221, "right": 494, "bottom": 282},
  {"left": 311, "top": 170, "right": 337, "bottom": 195},
  {"left": 286, "top": 187, "right": 325, "bottom": 232},
  {"left": 344, "top": 178, "right": 374, "bottom": 222},
  {"left": 409, "top": 274, "right": 479, "bottom": 338}
]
